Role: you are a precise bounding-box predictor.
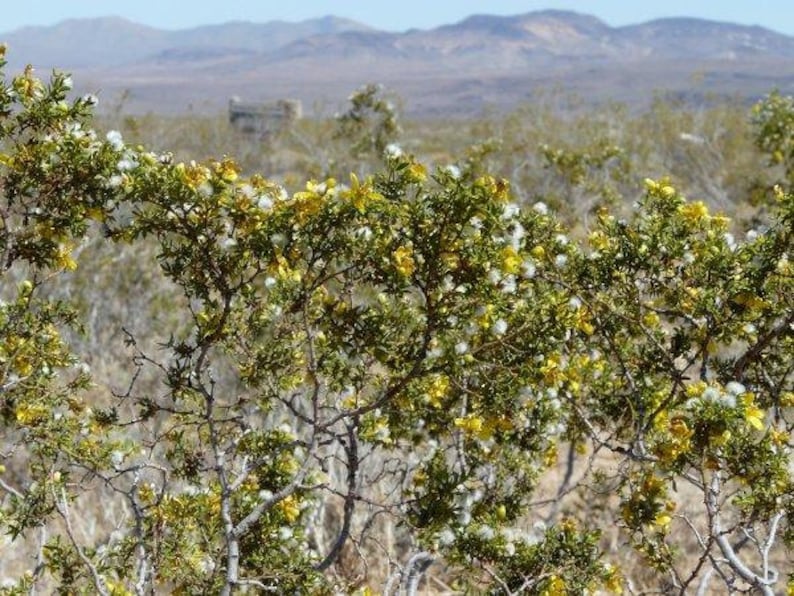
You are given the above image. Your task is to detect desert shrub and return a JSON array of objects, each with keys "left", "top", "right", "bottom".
[{"left": 0, "top": 48, "right": 792, "bottom": 594}]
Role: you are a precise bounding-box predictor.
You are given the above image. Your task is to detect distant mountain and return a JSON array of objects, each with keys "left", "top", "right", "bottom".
[
  {"left": 3, "top": 17, "right": 167, "bottom": 68},
  {"left": 164, "top": 16, "right": 374, "bottom": 59},
  {"left": 1, "top": 11, "right": 793, "bottom": 116},
  {"left": 618, "top": 17, "right": 794, "bottom": 60},
  {"left": 423, "top": 10, "right": 614, "bottom": 53},
  {"left": 1, "top": 15, "right": 372, "bottom": 68}
]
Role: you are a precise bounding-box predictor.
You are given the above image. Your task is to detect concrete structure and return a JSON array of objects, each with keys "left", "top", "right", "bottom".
[{"left": 228, "top": 97, "right": 302, "bottom": 138}]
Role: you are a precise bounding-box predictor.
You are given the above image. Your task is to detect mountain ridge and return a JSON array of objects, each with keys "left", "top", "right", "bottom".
[{"left": 2, "top": 11, "right": 793, "bottom": 116}]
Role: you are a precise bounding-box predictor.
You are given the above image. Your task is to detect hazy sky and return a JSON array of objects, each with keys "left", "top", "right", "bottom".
[{"left": 2, "top": 1, "right": 794, "bottom": 36}]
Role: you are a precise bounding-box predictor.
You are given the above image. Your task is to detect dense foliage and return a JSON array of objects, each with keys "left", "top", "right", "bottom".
[{"left": 0, "top": 48, "right": 792, "bottom": 594}]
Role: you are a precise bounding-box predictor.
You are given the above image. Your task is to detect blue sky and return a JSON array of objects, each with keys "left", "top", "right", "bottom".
[{"left": 2, "top": 1, "right": 794, "bottom": 36}]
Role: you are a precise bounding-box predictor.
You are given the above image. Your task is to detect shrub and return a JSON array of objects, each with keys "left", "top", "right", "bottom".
[{"left": 0, "top": 49, "right": 792, "bottom": 594}]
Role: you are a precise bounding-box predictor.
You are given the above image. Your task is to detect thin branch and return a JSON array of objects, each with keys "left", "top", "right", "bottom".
[
  {"left": 52, "top": 486, "right": 109, "bottom": 596},
  {"left": 314, "top": 421, "right": 360, "bottom": 572},
  {"left": 0, "top": 475, "right": 23, "bottom": 499},
  {"left": 403, "top": 551, "right": 434, "bottom": 596},
  {"left": 760, "top": 511, "right": 784, "bottom": 584},
  {"left": 706, "top": 473, "right": 776, "bottom": 596},
  {"left": 733, "top": 312, "right": 794, "bottom": 381}
]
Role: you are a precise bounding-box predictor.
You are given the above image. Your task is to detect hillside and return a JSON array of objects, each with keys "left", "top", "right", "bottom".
[{"left": 2, "top": 10, "right": 794, "bottom": 115}]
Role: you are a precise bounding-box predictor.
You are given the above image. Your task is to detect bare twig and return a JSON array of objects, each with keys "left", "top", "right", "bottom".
[{"left": 52, "top": 486, "right": 109, "bottom": 596}]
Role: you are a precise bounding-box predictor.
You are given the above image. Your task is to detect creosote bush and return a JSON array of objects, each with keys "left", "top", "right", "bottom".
[{"left": 0, "top": 48, "right": 793, "bottom": 595}]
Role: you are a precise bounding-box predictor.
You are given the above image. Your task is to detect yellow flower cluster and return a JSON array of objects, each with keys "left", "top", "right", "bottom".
[
  {"left": 55, "top": 244, "right": 78, "bottom": 271},
  {"left": 653, "top": 415, "right": 693, "bottom": 465},
  {"left": 653, "top": 500, "right": 676, "bottom": 530},
  {"left": 268, "top": 253, "right": 302, "bottom": 283},
  {"left": 453, "top": 413, "right": 512, "bottom": 440},
  {"left": 177, "top": 161, "right": 210, "bottom": 190},
  {"left": 425, "top": 374, "right": 450, "bottom": 408},
  {"left": 741, "top": 393, "right": 765, "bottom": 431},
  {"left": 278, "top": 495, "right": 301, "bottom": 523},
  {"left": 678, "top": 201, "right": 710, "bottom": 223},
  {"left": 291, "top": 180, "right": 333, "bottom": 223},
  {"left": 602, "top": 564, "right": 624, "bottom": 594},
  {"left": 540, "top": 353, "right": 565, "bottom": 387},
  {"left": 501, "top": 246, "right": 522, "bottom": 274},
  {"left": 588, "top": 230, "right": 610, "bottom": 251},
  {"left": 475, "top": 175, "right": 510, "bottom": 203},
  {"left": 343, "top": 173, "right": 382, "bottom": 213},
  {"left": 393, "top": 245, "right": 416, "bottom": 277},
  {"left": 214, "top": 157, "right": 239, "bottom": 183},
  {"left": 454, "top": 414, "right": 484, "bottom": 435},
  {"left": 15, "top": 403, "right": 49, "bottom": 426},
  {"left": 540, "top": 575, "right": 566, "bottom": 596},
  {"left": 643, "top": 178, "right": 676, "bottom": 199},
  {"left": 574, "top": 307, "right": 595, "bottom": 335}
]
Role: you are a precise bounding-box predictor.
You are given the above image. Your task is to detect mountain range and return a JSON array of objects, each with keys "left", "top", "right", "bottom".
[{"left": 2, "top": 11, "right": 794, "bottom": 117}]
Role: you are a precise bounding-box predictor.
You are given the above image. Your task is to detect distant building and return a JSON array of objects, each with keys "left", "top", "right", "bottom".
[{"left": 228, "top": 97, "right": 302, "bottom": 138}]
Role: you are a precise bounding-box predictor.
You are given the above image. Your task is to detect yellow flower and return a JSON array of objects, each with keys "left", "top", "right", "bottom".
[
  {"left": 440, "top": 251, "right": 460, "bottom": 270},
  {"left": 291, "top": 186, "right": 325, "bottom": 223},
  {"left": 454, "top": 414, "right": 483, "bottom": 436},
  {"left": 685, "top": 380, "right": 707, "bottom": 398},
  {"left": 14, "top": 65, "right": 44, "bottom": 99},
  {"left": 543, "top": 443, "right": 558, "bottom": 467},
  {"left": 393, "top": 245, "right": 416, "bottom": 277},
  {"left": 541, "top": 575, "right": 566, "bottom": 596},
  {"left": 426, "top": 375, "right": 450, "bottom": 408},
  {"left": 678, "top": 201, "right": 710, "bottom": 223},
  {"left": 574, "top": 307, "right": 594, "bottom": 335},
  {"left": 642, "top": 311, "right": 660, "bottom": 328},
  {"left": 343, "top": 173, "right": 380, "bottom": 213},
  {"left": 269, "top": 253, "right": 301, "bottom": 283},
  {"left": 669, "top": 417, "right": 692, "bottom": 440},
  {"left": 731, "top": 292, "right": 770, "bottom": 311},
  {"left": 588, "top": 230, "right": 610, "bottom": 251},
  {"left": 278, "top": 495, "right": 301, "bottom": 523},
  {"left": 770, "top": 428, "right": 788, "bottom": 446},
  {"left": 180, "top": 162, "right": 210, "bottom": 190},
  {"left": 106, "top": 579, "right": 134, "bottom": 596},
  {"left": 711, "top": 214, "right": 730, "bottom": 229},
  {"left": 56, "top": 245, "right": 78, "bottom": 271},
  {"left": 407, "top": 162, "right": 427, "bottom": 183},
  {"left": 650, "top": 501, "right": 676, "bottom": 531},
  {"left": 655, "top": 416, "right": 693, "bottom": 463},
  {"left": 603, "top": 564, "right": 623, "bottom": 594},
  {"left": 15, "top": 403, "right": 48, "bottom": 426},
  {"left": 476, "top": 304, "right": 495, "bottom": 329},
  {"left": 486, "top": 416, "right": 513, "bottom": 434},
  {"left": 712, "top": 429, "right": 732, "bottom": 447},
  {"left": 342, "top": 392, "right": 359, "bottom": 409},
  {"left": 501, "top": 246, "right": 522, "bottom": 274},
  {"left": 653, "top": 512, "right": 672, "bottom": 530},
  {"left": 215, "top": 157, "right": 239, "bottom": 182},
  {"left": 660, "top": 185, "right": 676, "bottom": 199},
  {"left": 540, "top": 353, "right": 564, "bottom": 387},
  {"left": 741, "top": 393, "right": 765, "bottom": 431},
  {"left": 473, "top": 175, "right": 510, "bottom": 202}
]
